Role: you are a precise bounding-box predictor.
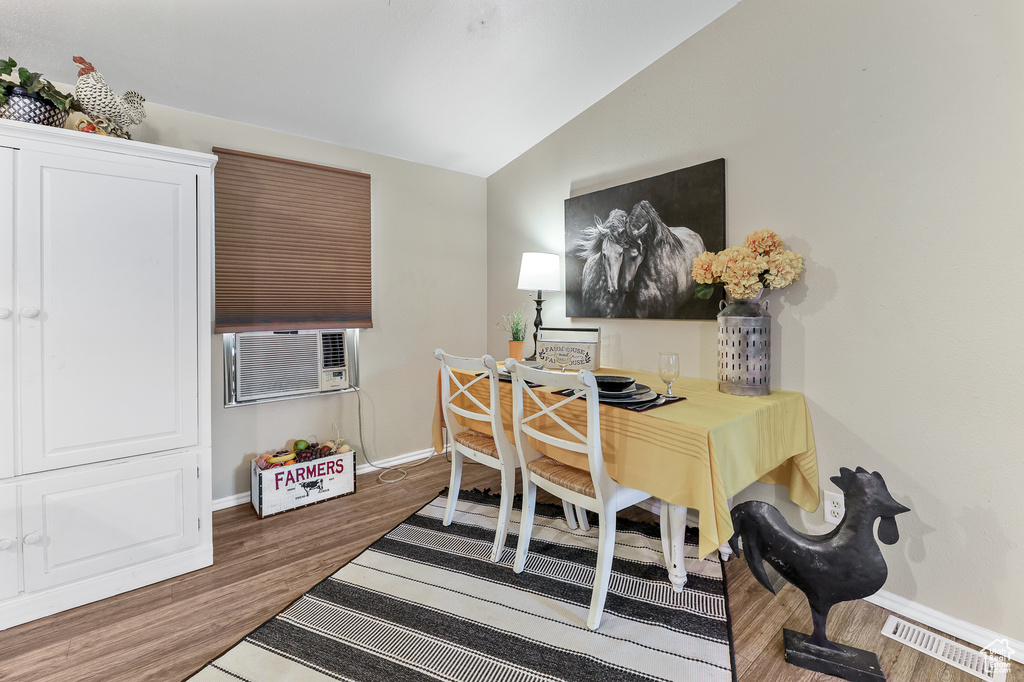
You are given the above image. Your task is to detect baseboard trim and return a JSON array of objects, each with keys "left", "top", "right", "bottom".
[
  {"left": 866, "top": 589, "right": 1023, "bottom": 664},
  {"left": 212, "top": 492, "right": 249, "bottom": 511},
  {"left": 211, "top": 448, "right": 441, "bottom": 511},
  {"left": 355, "top": 447, "right": 437, "bottom": 476}
]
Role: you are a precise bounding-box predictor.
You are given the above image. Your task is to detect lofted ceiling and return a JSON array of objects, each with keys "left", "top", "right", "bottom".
[{"left": 2, "top": 0, "right": 736, "bottom": 177}]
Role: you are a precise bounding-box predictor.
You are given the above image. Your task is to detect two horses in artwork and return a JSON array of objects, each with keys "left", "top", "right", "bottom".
[{"left": 572, "top": 200, "right": 706, "bottom": 318}]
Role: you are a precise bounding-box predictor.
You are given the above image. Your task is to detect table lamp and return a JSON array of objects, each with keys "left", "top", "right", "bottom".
[{"left": 517, "top": 252, "right": 561, "bottom": 361}]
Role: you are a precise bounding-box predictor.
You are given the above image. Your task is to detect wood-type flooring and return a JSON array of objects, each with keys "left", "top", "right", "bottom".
[{"left": 0, "top": 455, "right": 1017, "bottom": 681}]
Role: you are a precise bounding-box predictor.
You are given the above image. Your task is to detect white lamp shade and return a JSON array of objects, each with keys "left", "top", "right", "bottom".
[{"left": 517, "top": 252, "right": 561, "bottom": 292}]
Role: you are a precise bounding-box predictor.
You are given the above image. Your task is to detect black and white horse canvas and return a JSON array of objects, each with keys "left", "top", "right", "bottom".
[{"left": 565, "top": 159, "right": 726, "bottom": 319}]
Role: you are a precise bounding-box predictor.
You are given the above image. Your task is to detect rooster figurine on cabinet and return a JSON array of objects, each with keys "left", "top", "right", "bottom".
[
  {"left": 72, "top": 56, "right": 146, "bottom": 139},
  {"left": 729, "top": 467, "right": 911, "bottom": 682}
]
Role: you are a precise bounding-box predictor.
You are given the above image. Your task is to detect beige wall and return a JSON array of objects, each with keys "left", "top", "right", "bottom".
[
  {"left": 487, "top": 0, "right": 1024, "bottom": 640},
  {"left": 125, "top": 105, "right": 488, "bottom": 501}
]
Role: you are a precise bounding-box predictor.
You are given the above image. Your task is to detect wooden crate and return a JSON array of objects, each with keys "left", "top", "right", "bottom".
[{"left": 250, "top": 449, "right": 355, "bottom": 518}]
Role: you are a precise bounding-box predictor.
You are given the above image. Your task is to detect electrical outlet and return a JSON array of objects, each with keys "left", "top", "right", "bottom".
[{"left": 824, "top": 491, "right": 845, "bottom": 525}]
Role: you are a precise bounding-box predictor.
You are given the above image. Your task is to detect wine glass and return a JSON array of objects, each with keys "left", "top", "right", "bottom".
[
  {"left": 658, "top": 352, "right": 679, "bottom": 397},
  {"left": 553, "top": 348, "right": 573, "bottom": 373}
]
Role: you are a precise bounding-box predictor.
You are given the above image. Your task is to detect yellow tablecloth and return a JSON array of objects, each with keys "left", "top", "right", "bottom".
[{"left": 432, "top": 366, "right": 819, "bottom": 559}]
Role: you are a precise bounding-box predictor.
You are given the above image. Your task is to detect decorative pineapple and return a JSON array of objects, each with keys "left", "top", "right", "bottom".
[{"left": 72, "top": 56, "right": 146, "bottom": 138}]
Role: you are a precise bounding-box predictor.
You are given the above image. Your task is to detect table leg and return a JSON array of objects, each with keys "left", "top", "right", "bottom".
[
  {"left": 660, "top": 503, "right": 688, "bottom": 592},
  {"left": 718, "top": 497, "right": 735, "bottom": 561}
]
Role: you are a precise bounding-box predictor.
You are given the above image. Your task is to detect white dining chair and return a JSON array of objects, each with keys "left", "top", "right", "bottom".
[
  {"left": 508, "top": 360, "right": 652, "bottom": 630},
  {"left": 434, "top": 350, "right": 582, "bottom": 561},
  {"left": 434, "top": 349, "right": 519, "bottom": 562}
]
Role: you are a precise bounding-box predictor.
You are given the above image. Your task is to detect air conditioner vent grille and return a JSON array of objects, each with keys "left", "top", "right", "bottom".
[
  {"left": 226, "top": 329, "right": 357, "bottom": 405},
  {"left": 322, "top": 331, "right": 346, "bottom": 368},
  {"left": 236, "top": 333, "right": 320, "bottom": 400}
]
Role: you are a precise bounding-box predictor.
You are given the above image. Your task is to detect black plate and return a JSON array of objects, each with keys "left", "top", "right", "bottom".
[
  {"left": 598, "top": 383, "right": 650, "bottom": 399},
  {"left": 599, "top": 390, "right": 659, "bottom": 404},
  {"left": 594, "top": 375, "right": 635, "bottom": 392}
]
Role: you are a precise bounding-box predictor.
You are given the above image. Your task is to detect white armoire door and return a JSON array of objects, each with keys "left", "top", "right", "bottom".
[
  {"left": 19, "top": 451, "right": 201, "bottom": 593},
  {"left": 0, "top": 485, "right": 18, "bottom": 601},
  {"left": 15, "top": 149, "right": 199, "bottom": 474},
  {"left": 0, "top": 146, "right": 14, "bottom": 481}
]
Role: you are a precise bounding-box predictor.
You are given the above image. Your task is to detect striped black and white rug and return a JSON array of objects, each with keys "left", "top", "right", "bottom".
[{"left": 191, "top": 489, "right": 736, "bottom": 681}]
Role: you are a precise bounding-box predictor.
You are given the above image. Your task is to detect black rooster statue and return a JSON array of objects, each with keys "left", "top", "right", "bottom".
[{"left": 729, "top": 467, "right": 910, "bottom": 682}]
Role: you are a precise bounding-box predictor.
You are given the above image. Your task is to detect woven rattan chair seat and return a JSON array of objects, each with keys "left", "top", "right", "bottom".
[
  {"left": 526, "top": 456, "right": 596, "bottom": 497},
  {"left": 452, "top": 430, "right": 500, "bottom": 459}
]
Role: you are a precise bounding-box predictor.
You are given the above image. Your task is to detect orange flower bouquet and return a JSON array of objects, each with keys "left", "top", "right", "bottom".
[{"left": 691, "top": 229, "right": 804, "bottom": 300}]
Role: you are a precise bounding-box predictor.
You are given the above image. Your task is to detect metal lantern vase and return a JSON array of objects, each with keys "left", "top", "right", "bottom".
[
  {"left": 717, "top": 289, "right": 771, "bottom": 396},
  {"left": 0, "top": 87, "right": 69, "bottom": 128}
]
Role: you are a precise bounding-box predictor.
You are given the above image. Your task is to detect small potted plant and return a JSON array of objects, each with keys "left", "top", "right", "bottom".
[
  {"left": 495, "top": 304, "right": 528, "bottom": 361},
  {"left": 1, "top": 57, "right": 79, "bottom": 128}
]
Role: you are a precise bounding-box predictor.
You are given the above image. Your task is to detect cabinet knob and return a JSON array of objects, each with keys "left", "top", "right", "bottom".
[
  {"left": 23, "top": 532, "right": 41, "bottom": 545},
  {"left": 0, "top": 538, "right": 13, "bottom": 550},
  {"left": 0, "top": 308, "right": 10, "bottom": 319},
  {"left": 20, "top": 307, "right": 40, "bottom": 319}
]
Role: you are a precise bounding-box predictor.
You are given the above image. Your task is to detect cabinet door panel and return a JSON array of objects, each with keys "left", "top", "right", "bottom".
[
  {"left": 20, "top": 452, "right": 200, "bottom": 593},
  {"left": 0, "top": 147, "right": 13, "bottom": 481},
  {"left": 0, "top": 485, "right": 18, "bottom": 601},
  {"left": 16, "top": 150, "right": 199, "bottom": 473}
]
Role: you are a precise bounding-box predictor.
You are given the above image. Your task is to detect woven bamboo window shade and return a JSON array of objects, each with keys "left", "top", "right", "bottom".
[{"left": 213, "top": 148, "right": 371, "bottom": 332}]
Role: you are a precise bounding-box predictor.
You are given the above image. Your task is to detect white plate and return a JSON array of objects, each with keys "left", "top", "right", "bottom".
[
  {"left": 499, "top": 362, "right": 543, "bottom": 374},
  {"left": 497, "top": 363, "right": 545, "bottom": 382}
]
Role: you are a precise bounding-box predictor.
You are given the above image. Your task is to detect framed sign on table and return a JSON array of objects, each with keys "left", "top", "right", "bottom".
[{"left": 536, "top": 327, "right": 601, "bottom": 370}]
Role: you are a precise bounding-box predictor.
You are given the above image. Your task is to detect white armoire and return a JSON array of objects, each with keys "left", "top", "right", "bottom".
[{"left": 0, "top": 119, "right": 214, "bottom": 629}]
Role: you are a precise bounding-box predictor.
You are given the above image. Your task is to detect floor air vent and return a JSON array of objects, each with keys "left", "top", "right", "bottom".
[{"left": 880, "top": 615, "right": 1009, "bottom": 681}]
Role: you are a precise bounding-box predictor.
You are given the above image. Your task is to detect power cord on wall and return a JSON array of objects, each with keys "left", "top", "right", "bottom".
[{"left": 342, "top": 384, "right": 436, "bottom": 484}]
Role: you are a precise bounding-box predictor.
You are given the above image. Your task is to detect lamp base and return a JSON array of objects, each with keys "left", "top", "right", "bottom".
[{"left": 526, "top": 292, "right": 544, "bottom": 362}]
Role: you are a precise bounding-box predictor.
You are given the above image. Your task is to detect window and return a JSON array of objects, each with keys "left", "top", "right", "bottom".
[{"left": 213, "top": 148, "right": 371, "bottom": 333}]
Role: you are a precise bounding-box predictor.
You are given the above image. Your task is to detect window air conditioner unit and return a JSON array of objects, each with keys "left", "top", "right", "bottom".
[{"left": 223, "top": 329, "right": 359, "bottom": 406}]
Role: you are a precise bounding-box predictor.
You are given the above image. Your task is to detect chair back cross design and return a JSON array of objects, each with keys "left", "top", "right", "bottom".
[
  {"left": 518, "top": 384, "right": 589, "bottom": 455},
  {"left": 443, "top": 368, "right": 495, "bottom": 425}
]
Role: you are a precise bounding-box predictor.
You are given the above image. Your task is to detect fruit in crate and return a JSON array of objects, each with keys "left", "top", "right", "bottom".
[
  {"left": 253, "top": 437, "right": 352, "bottom": 471},
  {"left": 268, "top": 452, "right": 296, "bottom": 464}
]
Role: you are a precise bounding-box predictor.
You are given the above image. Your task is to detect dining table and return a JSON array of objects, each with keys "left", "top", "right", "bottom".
[{"left": 431, "top": 363, "right": 819, "bottom": 591}]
